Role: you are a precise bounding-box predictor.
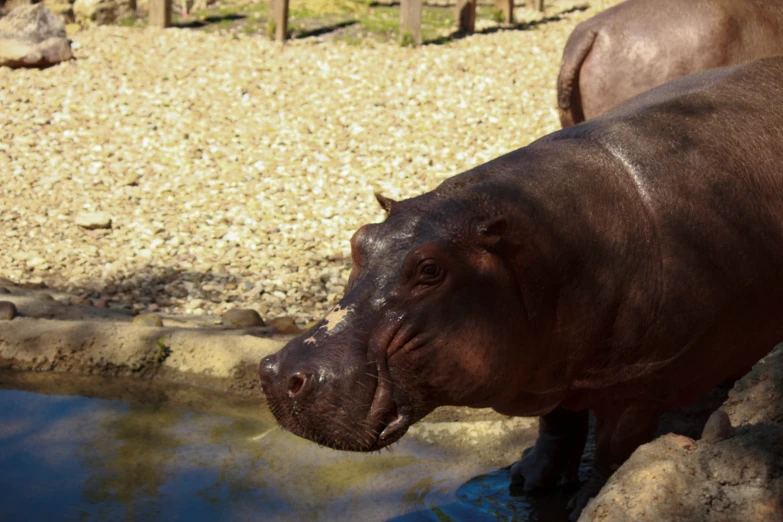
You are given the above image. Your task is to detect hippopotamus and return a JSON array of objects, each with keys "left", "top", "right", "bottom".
[
  {"left": 259, "top": 56, "right": 783, "bottom": 519},
  {"left": 558, "top": 0, "right": 783, "bottom": 127}
]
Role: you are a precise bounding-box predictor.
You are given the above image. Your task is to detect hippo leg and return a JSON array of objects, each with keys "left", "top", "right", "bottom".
[
  {"left": 509, "top": 406, "right": 588, "bottom": 493},
  {"left": 566, "top": 403, "right": 660, "bottom": 520}
]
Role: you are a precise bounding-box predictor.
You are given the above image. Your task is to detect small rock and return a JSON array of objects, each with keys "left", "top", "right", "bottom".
[
  {"left": 73, "top": 0, "right": 132, "bottom": 26},
  {"left": 0, "top": 301, "right": 18, "bottom": 321},
  {"left": 269, "top": 316, "right": 302, "bottom": 335},
  {"left": 701, "top": 409, "right": 735, "bottom": 443},
  {"left": 222, "top": 308, "right": 265, "bottom": 328},
  {"left": 38, "top": 293, "right": 54, "bottom": 301},
  {"left": 65, "top": 23, "right": 81, "bottom": 37},
  {"left": 20, "top": 280, "right": 46, "bottom": 290},
  {"left": 44, "top": 2, "right": 75, "bottom": 24},
  {"left": 0, "top": 287, "right": 10, "bottom": 294},
  {"left": 75, "top": 211, "right": 112, "bottom": 230},
  {"left": 133, "top": 314, "right": 163, "bottom": 327},
  {"left": 667, "top": 433, "right": 697, "bottom": 451}
]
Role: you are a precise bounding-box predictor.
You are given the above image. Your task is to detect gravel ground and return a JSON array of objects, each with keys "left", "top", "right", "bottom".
[{"left": 0, "top": 0, "right": 621, "bottom": 326}]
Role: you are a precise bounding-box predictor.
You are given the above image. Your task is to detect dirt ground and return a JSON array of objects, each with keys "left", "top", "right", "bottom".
[{"left": 0, "top": 0, "right": 621, "bottom": 328}]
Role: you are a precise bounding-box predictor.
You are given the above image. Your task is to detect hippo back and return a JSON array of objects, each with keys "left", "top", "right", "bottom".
[{"left": 545, "top": 56, "right": 783, "bottom": 405}]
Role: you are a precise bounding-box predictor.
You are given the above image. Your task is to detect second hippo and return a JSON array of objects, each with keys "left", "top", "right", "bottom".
[{"left": 558, "top": 0, "right": 783, "bottom": 126}]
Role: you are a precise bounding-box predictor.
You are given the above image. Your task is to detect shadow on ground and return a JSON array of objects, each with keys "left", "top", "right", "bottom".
[
  {"left": 174, "top": 13, "right": 248, "bottom": 29},
  {"left": 427, "top": 4, "right": 589, "bottom": 45}
]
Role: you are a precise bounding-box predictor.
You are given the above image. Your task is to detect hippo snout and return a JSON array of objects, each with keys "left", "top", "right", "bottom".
[{"left": 259, "top": 353, "right": 315, "bottom": 401}]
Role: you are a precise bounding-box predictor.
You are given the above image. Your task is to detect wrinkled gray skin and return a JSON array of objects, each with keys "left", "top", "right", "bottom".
[
  {"left": 558, "top": 0, "right": 783, "bottom": 127},
  {"left": 260, "top": 57, "right": 783, "bottom": 520}
]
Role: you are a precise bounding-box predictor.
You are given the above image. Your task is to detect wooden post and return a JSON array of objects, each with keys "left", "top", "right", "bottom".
[
  {"left": 494, "top": 0, "right": 513, "bottom": 24},
  {"left": 531, "top": 0, "right": 544, "bottom": 12},
  {"left": 400, "top": 0, "right": 422, "bottom": 45},
  {"left": 456, "top": 0, "right": 477, "bottom": 33},
  {"left": 149, "top": 0, "right": 172, "bottom": 28},
  {"left": 270, "top": 0, "right": 289, "bottom": 42}
]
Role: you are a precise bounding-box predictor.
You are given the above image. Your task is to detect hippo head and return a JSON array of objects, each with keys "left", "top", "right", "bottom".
[{"left": 259, "top": 191, "right": 534, "bottom": 451}]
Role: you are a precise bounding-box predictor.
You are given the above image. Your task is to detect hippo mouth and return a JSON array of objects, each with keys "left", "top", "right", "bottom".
[
  {"left": 366, "top": 364, "right": 413, "bottom": 448},
  {"left": 260, "top": 353, "right": 413, "bottom": 452}
]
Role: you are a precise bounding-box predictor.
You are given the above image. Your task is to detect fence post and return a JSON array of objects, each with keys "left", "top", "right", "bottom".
[
  {"left": 149, "top": 0, "right": 172, "bottom": 28},
  {"left": 456, "top": 0, "right": 477, "bottom": 33},
  {"left": 494, "top": 0, "right": 513, "bottom": 23},
  {"left": 270, "top": 0, "right": 289, "bottom": 42},
  {"left": 531, "top": 0, "right": 544, "bottom": 12},
  {"left": 401, "top": 0, "right": 422, "bottom": 45}
]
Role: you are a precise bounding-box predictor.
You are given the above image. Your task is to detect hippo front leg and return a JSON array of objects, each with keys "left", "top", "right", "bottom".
[
  {"left": 510, "top": 406, "right": 588, "bottom": 493},
  {"left": 567, "top": 403, "right": 661, "bottom": 520}
]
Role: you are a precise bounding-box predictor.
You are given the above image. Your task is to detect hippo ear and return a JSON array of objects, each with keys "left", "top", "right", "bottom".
[
  {"left": 476, "top": 216, "right": 507, "bottom": 248},
  {"left": 374, "top": 192, "right": 398, "bottom": 214}
]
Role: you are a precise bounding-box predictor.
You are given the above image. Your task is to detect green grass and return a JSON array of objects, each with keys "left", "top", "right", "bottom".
[
  {"left": 166, "top": 0, "right": 507, "bottom": 45},
  {"left": 155, "top": 339, "right": 171, "bottom": 363},
  {"left": 117, "top": 15, "right": 146, "bottom": 28}
]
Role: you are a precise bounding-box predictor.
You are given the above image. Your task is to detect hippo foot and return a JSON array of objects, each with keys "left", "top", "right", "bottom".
[
  {"left": 566, "top": 466, "right": 611, "bottom": 521},
  {"left": 510, "top": 407, "right": 588, "bottom": 494},
  {"left": 509, "top": 440, "right": 582, "bottom": 494}
]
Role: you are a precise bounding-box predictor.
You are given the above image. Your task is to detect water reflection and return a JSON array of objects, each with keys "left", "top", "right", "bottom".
[
  {"left": 0, "top": 384, "right": 564, "bottom": 522},
  {"left": 79, "top": 403, "right": 183, "bottom": 521},
  {"left": 390, "top": 468, "right": 574, "bottom": 522}
]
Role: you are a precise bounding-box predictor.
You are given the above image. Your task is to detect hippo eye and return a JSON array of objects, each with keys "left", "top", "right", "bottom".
[{"left": 417, "top": 260, "right": 442, "bottom": 283}]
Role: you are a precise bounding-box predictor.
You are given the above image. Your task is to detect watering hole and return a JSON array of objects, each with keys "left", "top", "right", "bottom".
[{"left": 0, "top": 372, "right": 578, "bottom": 522}]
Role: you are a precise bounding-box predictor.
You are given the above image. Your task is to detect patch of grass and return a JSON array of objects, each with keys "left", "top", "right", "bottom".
[
  {"left": 341, "top": 34, "right": 365, "bottom": 46},
  {"left": 355, "top": 6, "right": 399, "bottom": 39},
  {"left": 176, "top": 0, "right": 504, "bottom": 44},
  {"left": 192, "top": 4, "right": 258, "bottom": 18},
  {"left": 292, "top": 0, "right": 370, "bottom": 17},
  {"left": 242, "top": 2, "right": 270, "bottom": 15},
  {"left": 118, "top": 15, "right": 145, "bottom": 28},
  {"left": 155, "top": 339, "right": 171, "bottom": 363},
  {"left": 399, "top": 30, "right": 416, "bottom": 47},
  {"left": 242, "top": 16, "right": 266, "bottom": 35},
  {"left": 214, "top": 18, "right": 237, "bottom": 31}
]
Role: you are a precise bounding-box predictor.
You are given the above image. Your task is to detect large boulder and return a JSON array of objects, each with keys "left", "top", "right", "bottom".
[
  {"left": 579, "top": 346, "right": 783, "bottom": 522},
  {"left": 1, "top": 0, "right": 74, "bottom": 25},
  {"left": 0, "top": 3, "right": 72, "bottom": 68},
  {"left": 0, "top": 0, "right": 39, "bottom": 18},
  {"left": 73, "top": 0, "right": 132, "bottom": 25}
]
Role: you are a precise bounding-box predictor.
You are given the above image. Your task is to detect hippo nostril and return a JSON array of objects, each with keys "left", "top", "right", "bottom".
[{"left": 287, "top": 372, "right": 311, "bottom": 399}]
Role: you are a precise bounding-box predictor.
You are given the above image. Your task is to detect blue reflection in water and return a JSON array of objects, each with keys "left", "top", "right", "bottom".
[
  {"left": 0, "top": 389, "right": 277, "bottom": 522},
  {"left": 390, "top": 468, "right": 573, "bottom": 522},
  {"left": 0, "top": 388, "right": 569, "bottom": 522}
]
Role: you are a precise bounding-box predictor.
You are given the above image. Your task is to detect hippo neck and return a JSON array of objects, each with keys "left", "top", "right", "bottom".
[{"left": 431, "top": 138, "right": 664, "bottom": 413}]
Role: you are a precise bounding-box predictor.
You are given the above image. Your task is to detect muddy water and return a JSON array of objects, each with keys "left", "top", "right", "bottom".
[{"left": 0, "top": 376, "right": 574, "bottom": 522}]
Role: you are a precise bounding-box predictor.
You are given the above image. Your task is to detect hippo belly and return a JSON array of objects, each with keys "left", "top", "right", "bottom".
[{"left": 260, "top": 57, "right": 783, "bottom": 520}]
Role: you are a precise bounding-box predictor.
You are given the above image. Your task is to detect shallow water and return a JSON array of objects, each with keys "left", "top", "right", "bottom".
[{"left": 0, "top": 385, "right": 573, "bottom": 522}]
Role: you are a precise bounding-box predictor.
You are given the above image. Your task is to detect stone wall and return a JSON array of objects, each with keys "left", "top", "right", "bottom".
[{"left": 580, "top": 346, "right": 783, "bottom": 522}]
